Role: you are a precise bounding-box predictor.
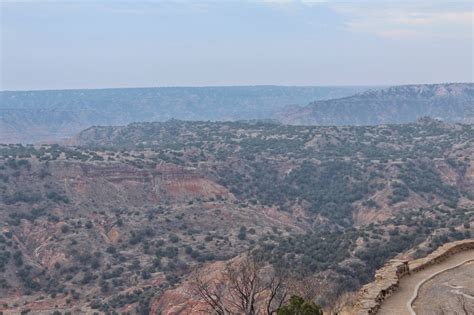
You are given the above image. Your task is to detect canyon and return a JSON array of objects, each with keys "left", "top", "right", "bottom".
[{"left": 0, "top": 117, "right": 473, "bottom": 313}]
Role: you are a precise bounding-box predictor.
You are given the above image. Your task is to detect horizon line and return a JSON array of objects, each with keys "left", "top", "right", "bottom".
[{"left": 2, "top": 82, "right": 472, "bottom": 93}]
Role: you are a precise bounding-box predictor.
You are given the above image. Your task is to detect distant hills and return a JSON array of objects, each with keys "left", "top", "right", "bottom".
[
  {"left": 0, "top": 86, "right": 367, "bottom": 143},
  {"left": 1, "top": 83, "right": 472, "bottom": 144},
  {"left": 275, "top": 83, "right": 474, "bottom": 126}
]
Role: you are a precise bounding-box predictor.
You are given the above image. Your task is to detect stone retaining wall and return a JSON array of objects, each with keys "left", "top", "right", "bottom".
[
  {"left": 351, "top": 239, "right": 474, "bottom": 315},
  {"left": 409, "top": 239, "right": 474, "bottom": 273}
]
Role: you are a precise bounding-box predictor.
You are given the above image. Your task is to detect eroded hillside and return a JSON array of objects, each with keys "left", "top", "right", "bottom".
[{"left": 0, "top": 118, "right": 473, "bottom": 313}]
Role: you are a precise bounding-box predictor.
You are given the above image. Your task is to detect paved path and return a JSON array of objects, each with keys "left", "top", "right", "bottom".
[
  {"left": 378, "top": 249, "right": 474, "bottom": 315},
  {"left": 413, "top": 260, "right": 474, "bottom": 315}
]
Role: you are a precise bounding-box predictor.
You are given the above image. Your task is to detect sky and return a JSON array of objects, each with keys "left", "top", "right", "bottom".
[{"left": 0, "top": 0, "right": 473, "bottom": 90}]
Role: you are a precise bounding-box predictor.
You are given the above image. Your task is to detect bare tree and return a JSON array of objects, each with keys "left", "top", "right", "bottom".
[
  {"left": 265, "top": 269, "right": 289, "bottom": 315},
  {"left": 191, "top": 254, "right": 289, "bottom": 315},
  {"left": 192, "top": 274, "right": 232, "bottom": 315}
]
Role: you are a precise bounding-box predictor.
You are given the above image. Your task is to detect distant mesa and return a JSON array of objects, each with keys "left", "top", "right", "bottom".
[
  {"left": 275, "top": 83, "right": 474, "bottom": 126},
  {"left": 0, "top": 86, "right": 367, "bottom": 144},
  {"left": 0, "top": 83, "right": 472, "bottom": 144}
]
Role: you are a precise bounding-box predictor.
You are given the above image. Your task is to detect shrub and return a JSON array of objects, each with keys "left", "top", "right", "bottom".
[{"left": 277, "top": 295, "right": 323, "bottom": 315}]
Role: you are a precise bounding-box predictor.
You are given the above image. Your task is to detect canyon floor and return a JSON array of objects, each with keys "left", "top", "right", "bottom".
[{"left": 378, "top": 250, "right": 474, "bottom": 315}]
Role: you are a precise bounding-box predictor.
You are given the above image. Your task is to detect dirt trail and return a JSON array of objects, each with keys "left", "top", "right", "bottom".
[{"left": 378, "top": 249, "right": 474, "bottom": 315}]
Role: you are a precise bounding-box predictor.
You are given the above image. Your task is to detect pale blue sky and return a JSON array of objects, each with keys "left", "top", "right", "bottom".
[{"left": 1, "top": 0, "right": 472, "bottom": 90}]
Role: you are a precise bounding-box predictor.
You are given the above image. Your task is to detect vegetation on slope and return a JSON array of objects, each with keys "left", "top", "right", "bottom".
[{"left": 0, "top": 117, "right": 473, "bottom": 313}]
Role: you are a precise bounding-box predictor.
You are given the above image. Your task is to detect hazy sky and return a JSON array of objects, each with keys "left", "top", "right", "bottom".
[{"left": 1, "top": 0, "right": 473, "bottom": 90}]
